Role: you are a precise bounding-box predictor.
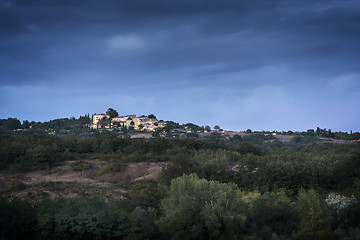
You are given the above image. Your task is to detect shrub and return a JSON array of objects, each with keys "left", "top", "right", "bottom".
[{"left": 70, "top": 161, "right": 91, "bottom": 171}]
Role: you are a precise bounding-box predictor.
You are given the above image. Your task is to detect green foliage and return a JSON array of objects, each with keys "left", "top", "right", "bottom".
[
  {"left": 313, "top": 127, "right": 360, "bottom": 140},
  {"left": 148, "top": 114, "right": 157, "bottom": 119},
  {"left": 325, "top": 193, "right": 359, "bottom": 230},
  {"left": 158, "top": 174, "right": 247, "bottom": 239},
  {"left": 231, "top": 144, "right": 360, "bottom": 192},
  {"left": 248, "top": 191, "right": 299, "bottom": 237},
  {"left": 295, "top": 189, "right": 331, "bottom": 234},
  {"left": 95, "top": 162, "right": 124, "bottom": 176},
  {"left": 126, "top": 180, "right": 167, "bottom": 210},
  {"left": 99, "top": 117, "right": 111, "bottom": 128},
  {"left": 332, "top": 147, "right": 360, "bottom": 190},
  {"left": 160, "top": 150, "right": 194, "bottom": 184},
  {"left": 192, "top": 149, "right": 232, "bottom": 182},
  {"left": 162, "top": 121, "right": 180, "bottom": 133},
  {"left": 184, "top": 123, "right": 204, "bottom": 132},
  {"left": 290, "top": 135, "right": 320, "bottom": 146},
  {"left": 237, "top": 142, "right": 262, "bottom": 155},
  {"left": 8, "top": 115, "right": 92, "bottom": 135},
  {"left": 70, "top": 161, "right": 91, "bottom": 171},
  {"left": 0, "top": 118, "right": 22, "bottom": 133},
  {"left": 106, "top": 108, "right": 119, "bottom": 118},
  {"left": 241, "top": 133, "right": 278, "bottom": 148},
  {"left": 36, "top": 198, "right": 160, "bottom": 240}
]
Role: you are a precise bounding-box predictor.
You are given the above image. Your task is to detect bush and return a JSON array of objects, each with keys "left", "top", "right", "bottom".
[
  {"left": 0, "top": 179, "right": 26, "bottom": 193},
  {"left": 70, "top": 161, "right": 91, "bottom": 171},
  {"left": 248, "top": 191, "right": 299, "bottom": 237},
  {"left": 96, "top": 162, "right": 124, "bottom": 176}
]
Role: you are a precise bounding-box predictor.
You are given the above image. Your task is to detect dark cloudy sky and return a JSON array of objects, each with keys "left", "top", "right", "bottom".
[{"left": 1, "top": 0, "right": 359, "bottom": 131}]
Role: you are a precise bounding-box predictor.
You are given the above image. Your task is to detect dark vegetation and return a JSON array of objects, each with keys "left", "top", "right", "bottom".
[
  {"left": 0, "top": 116, "right": 92, "bottom": 136},
  {"left": 0, "top": 117, "right": 360, "bottom": 239},
  {"left": 1, "top": 117, "right": 360, "bottom": 141}
]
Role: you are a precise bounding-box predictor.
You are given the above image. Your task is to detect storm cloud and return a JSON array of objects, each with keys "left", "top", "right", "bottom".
[{"left": 1, "top": 0, "right": 359, "bottom": 131}]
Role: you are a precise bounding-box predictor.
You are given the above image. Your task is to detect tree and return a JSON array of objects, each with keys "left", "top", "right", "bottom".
[
  {"left": 325, "top": 193, "right": 358, "bottom": 230},
  {"left": 163, "top": 121, "right": 179, "bottom": 133},
  {"left": 0, "top": 118, "right": 22, "bottom": 132},
  {"left": 148, "top": 114, "right": 157, "bottom": 119},
  {"left": 205, "top": 132, "right": 222, "bottom": 144},
  {"left": 249, "top": 191, "right": 299, "bottom": 237},
  {"left": 158, "top": 174, "right": 247, "bottom": 239},
  {"left": 214, "top": 125, "right": 220, "bottom": 131},
  {"left": 99, "top": 117, "right": 110, "bottom": 128},
  {"left": 184, "top": 123, "right": 203, "bottom": 132},
  {"left": 106, "top": 108, "right": 119, "bottom": 118},
  {"left": 238, "top": 142, "right": 262, "bottom": 155},
  {"left": 295, "top": 189, "right": 331, "bottom": 234},
  {"left": 205, "top": 125, "right": 211, "bottom": 132},
  {"left": 36, "top": 199, "right": 160, "bottom": 240},
  {"left": 306, "top": 129, "right": 315, "bottom": 136},
  {"left": 78, "top": 115, "right": 91, "bottom": 125},
  {"left": 22, "top": 120, "right": 31, "bottom": 129}
]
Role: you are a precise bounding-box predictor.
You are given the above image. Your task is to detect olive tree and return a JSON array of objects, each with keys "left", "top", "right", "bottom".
[
  {"left": 294, "top": 189, "right": 332, "bottom": 238},
  {"left": 158, "top": 174, "right": 247, "bottom": 240}
]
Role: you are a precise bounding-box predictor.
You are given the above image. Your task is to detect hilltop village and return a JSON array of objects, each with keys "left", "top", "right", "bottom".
[{"left": 91, "top": 113, "right": 166, "bottom": 131}]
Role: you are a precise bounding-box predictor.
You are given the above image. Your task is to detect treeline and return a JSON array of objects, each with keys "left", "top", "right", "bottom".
[
  {"left": 0, "top": 197, "right": 160, "bottom": 240},
  {"left": 278, "top": 127, "right": 360, "bottom": 141},
  {"left": 2, "top": 117, "right": 360, "bottom": 141},
  {"left": 0, "top": 116, "right": 91, "bottom": 136},
  {"left": 0, "top": 134, "right": 222, "bottom": 172},
  {"left": 161, "top": 143, "right": 360, "bottom": 194}
]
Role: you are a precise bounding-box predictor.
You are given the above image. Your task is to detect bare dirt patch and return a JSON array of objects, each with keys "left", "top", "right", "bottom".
[
  {"left": 319, "top": 137, "right": 354, "bottom": 144},
  {"left": 198, "top": 131, "right": 250, "bottom": 139},
  {"left": 97, "top": 162, "right": 166, "bottom": 182},
  {"left": 0, "top": 160, "right": 166, "bottom": 200},
  {"left": 274, "top": 135, "right": 295, "bottom": 143}
]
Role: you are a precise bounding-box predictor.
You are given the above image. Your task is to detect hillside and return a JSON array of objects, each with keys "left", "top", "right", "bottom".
[
  {"left": 1, "top": 159, "right": 165, "bottom": 201},
  {"left": 0, "top": 126, "right": 360, "bottom": 239}
]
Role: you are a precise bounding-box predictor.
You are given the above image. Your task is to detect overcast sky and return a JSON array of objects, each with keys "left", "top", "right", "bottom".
[{"left": 1, "top": 0, "right": 359, "bottom": 131}]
